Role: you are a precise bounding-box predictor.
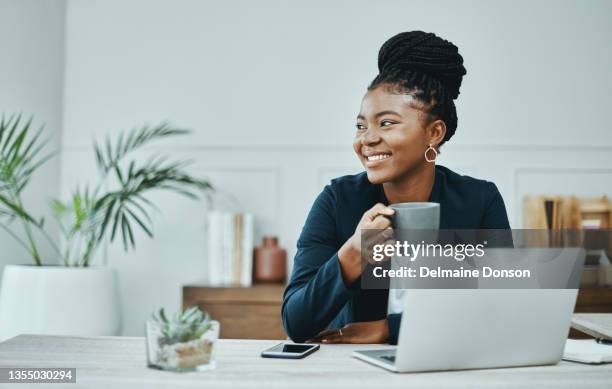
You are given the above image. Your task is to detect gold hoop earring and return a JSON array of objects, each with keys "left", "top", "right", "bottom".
[{"left": 424, "top": 144, "right": 437, "bottom": 163}]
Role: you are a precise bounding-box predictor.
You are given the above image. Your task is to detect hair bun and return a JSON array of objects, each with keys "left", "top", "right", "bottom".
[{"left": 377, "top": 31, "right": 467, "bottom": 99}]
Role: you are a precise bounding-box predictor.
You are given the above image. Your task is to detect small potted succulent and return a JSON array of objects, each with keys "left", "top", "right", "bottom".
[{"left": 146, "top": 306, "right": 219, "bottom": 371}]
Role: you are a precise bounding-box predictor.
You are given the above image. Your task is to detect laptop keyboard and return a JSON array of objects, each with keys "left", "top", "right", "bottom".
[{"left": 380, "top": 355, "right": 396, "bottom": 363}]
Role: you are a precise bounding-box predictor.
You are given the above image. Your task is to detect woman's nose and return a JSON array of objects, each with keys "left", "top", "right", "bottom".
[{"left": 361, "top": 129, "right": 380, "bottom": 145}]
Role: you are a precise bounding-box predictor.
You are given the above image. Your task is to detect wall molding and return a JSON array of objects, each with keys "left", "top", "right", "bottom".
[{"left": 60, "top": 144, "right": 612, "bottom": 152}]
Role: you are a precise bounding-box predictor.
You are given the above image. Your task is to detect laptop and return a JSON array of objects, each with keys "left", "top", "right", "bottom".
[{"left": 353, "top": 248, "right": 584, "bottom": 373}]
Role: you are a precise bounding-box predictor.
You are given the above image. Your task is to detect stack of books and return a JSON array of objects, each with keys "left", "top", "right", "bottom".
[
  {"left": 205, "top": 211, "right": 254, "bottom": 287},
  {"left": 522, "top": 195, "right": 612, "bottom": 286}
]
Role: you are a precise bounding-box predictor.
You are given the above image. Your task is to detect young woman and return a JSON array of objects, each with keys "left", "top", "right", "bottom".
[{"left": 281, "top": 31, "right": 510, "bottom": 345}]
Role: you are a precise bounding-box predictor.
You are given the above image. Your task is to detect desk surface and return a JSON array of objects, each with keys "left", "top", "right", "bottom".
[{"left": 1, "top": 335, "right": 612, "bottom": 389}]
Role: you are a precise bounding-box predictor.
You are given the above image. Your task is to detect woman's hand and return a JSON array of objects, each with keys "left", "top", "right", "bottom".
[
  {"left": 306, "top": 319, "right": 389, "bottom": 344},
  {"left": 338, "top": 203, "right": 395, "bottom": 283}
]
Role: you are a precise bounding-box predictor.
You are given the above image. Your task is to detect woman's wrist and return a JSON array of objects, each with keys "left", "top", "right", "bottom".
[{"left": 338, "top": 239, "right": 361, "bottom": 284}]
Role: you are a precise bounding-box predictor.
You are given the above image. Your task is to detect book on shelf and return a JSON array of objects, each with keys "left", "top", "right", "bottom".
[
  {"left": 205, "top": 211, "right": 254, "bottom": 287},
  {"left": 522, "top": 195, "right": 612, "bottom": 287}
]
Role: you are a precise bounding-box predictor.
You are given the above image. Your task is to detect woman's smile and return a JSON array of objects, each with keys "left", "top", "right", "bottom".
[
  {"left": 363, "top": 152, "right": 392, "bottom": 167},
  {"left": 366, "top": 154, "right": 391, "bottom": 167}
]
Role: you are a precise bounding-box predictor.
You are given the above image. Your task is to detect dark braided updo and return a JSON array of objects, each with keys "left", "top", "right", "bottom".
[{"left": 369, "top": 31, "right": 467, "bottom": 145}]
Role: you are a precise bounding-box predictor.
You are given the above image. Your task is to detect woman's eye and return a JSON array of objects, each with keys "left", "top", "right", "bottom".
[
  {"left": 380, "top": 120, "right": 395, "bottom": 127},
  {"left": 355, "top": 123, "right": 366, "bottom": 131}
]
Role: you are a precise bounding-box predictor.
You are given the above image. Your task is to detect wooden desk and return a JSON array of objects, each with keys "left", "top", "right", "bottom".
[{"left": 1, "top": 335, "right": 612, "bottom": 388}]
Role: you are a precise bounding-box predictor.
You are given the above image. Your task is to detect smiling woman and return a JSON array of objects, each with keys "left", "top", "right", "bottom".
[{"left": 281, "top": 31, "right": 510, "bottom": 345}]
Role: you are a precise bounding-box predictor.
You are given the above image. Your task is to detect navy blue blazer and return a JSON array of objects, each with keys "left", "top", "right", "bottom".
[{"left": 281, "top": 165, "right": 511, "bottom": 344}]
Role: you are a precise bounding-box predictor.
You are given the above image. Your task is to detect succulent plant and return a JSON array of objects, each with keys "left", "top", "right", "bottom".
[{"left": 152, "top": 307, "right": 212, "bottom": 345}]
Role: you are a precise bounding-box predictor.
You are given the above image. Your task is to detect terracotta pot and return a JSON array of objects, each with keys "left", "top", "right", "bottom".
[{"left": 254, "top": 236, "right": 287, "bottom": 283}]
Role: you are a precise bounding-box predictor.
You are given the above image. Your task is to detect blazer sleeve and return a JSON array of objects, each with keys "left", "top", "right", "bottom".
[
  {"left": 480, "top": 182, "right": 513, "bottom": 248},
  {"left": 481, "top": 182, "right": 511, "bottom": 229},
  {"left": 281, "top": 184, "right": 355, "bottom": 342}
]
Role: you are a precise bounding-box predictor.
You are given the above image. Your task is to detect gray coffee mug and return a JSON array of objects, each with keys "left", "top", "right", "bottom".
[
  {"left": 389, "top": 202, "right": 440, "bottom": 229},
  {"left": 387, "top": 202, "right": 441, "bottom": 313}
]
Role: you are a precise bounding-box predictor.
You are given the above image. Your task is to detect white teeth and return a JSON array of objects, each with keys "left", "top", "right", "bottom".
[{"left": 367, "top": 154, "right": 391, "bottom": 162}]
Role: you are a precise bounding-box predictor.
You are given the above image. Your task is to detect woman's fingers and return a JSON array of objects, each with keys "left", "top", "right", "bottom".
[
  {"left": 364, "top": 240, "right": 397, "bottom": 264},
  {"left": 362, "top": 228, "right": 394, "bottom": 251},
  {"left": 371, "top": 214, "right": 392, "bottom": 229},
  {"left": 361, "top": 227, "right": 396, "bottom": 264},
  {"left": 382, "top": 227, "right": 394, "bottom": 238},
  {"left": 363, "top": 226, "right": 393, "bottom": 244},
  {"left": 321, "top": 327, "right": 351, "bottom": 343},
  {"left": 321, "top": 335, "right": 343, "bottom": 343},
  {"left": 307, "top": 327, "right": 345, "bottom": 343},
  {"left": 312, "top": 321, "right": 388, "bottom": 344},
  {"left": 366, "top": 203, "right": 395, "bottom": 222}
]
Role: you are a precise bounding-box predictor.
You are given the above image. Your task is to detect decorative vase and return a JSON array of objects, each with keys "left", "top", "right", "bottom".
[
  {"left": 253, "top": 236, "right": 287, "bottom": 283},
  {"left": 0, "top": 265, "right": 122, "bottom": 341}
]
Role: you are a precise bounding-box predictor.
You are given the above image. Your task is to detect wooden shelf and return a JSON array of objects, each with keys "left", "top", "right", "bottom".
[
  {"left": 575, "top": 286, "right": 612, "bottom": 312},
  {"left": 183, "top": 284, "right": 286, "bottom": 340}
]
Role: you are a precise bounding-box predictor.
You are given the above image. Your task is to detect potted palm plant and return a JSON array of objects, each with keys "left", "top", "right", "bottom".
[{"left": 0, "top": 115, "right": 212, "bottom": 341}]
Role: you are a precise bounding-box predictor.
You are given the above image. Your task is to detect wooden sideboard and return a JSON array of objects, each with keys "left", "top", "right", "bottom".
[
  {"left": 575, "top": 287, "right": 612, "bottom": 312},
  {"left": 183, "top": 284, "right": 286, "bottom": 340},
  {"left": 183, "top": 284, "right": 612, "bottom": 340}
]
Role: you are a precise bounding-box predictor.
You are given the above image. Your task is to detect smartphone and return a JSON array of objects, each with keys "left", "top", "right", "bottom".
[{"left": 260, "top": 343, "right": 320, "bottom": 359}]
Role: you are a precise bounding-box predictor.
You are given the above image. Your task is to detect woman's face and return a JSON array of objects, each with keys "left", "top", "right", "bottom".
[{"left": 353, "top": 85, "right": 438, "bottom": 184}]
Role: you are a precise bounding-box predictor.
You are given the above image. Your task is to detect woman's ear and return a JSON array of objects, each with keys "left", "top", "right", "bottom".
[{"left": 426, "top": 119, "right": 447, "bottom": 148}]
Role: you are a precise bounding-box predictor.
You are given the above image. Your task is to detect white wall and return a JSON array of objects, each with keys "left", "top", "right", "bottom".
[
  {"left": 0, "top": 0, "right": 64, "bottom": 271},
  {"left": 58, "top": 0, "right": 612, "bottom": 335}
]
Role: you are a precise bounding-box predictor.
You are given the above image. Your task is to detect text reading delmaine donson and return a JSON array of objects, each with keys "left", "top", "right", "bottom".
[{"left": 370, "top": 241, "right": 531, "bottom": 279}]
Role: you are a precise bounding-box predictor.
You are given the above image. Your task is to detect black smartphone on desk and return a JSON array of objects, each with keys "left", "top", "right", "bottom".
[{"left": 261, "top": 343, "right": 320, "bottom": 359}]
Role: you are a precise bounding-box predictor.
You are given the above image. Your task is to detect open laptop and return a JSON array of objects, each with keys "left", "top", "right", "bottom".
[{"left": 353, "top": 248, "right": 585, "bottom": 373}]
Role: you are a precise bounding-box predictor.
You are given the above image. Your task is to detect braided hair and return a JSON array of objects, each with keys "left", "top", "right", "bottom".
[{"left": 369, "top": 31, "right": 467, "bottom": 145}]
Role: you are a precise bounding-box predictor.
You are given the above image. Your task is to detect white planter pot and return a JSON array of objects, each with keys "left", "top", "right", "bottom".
[{"left": 0, "top": 265, "right": 121, "bottom": 341}]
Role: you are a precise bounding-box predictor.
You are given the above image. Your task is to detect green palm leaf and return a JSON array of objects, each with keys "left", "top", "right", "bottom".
[
  {"left": 0, "top": 114, "right": 56, "bottom": 265},
  {"left": 88, "top": 123, "right": 212, "bottom": 252}
]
